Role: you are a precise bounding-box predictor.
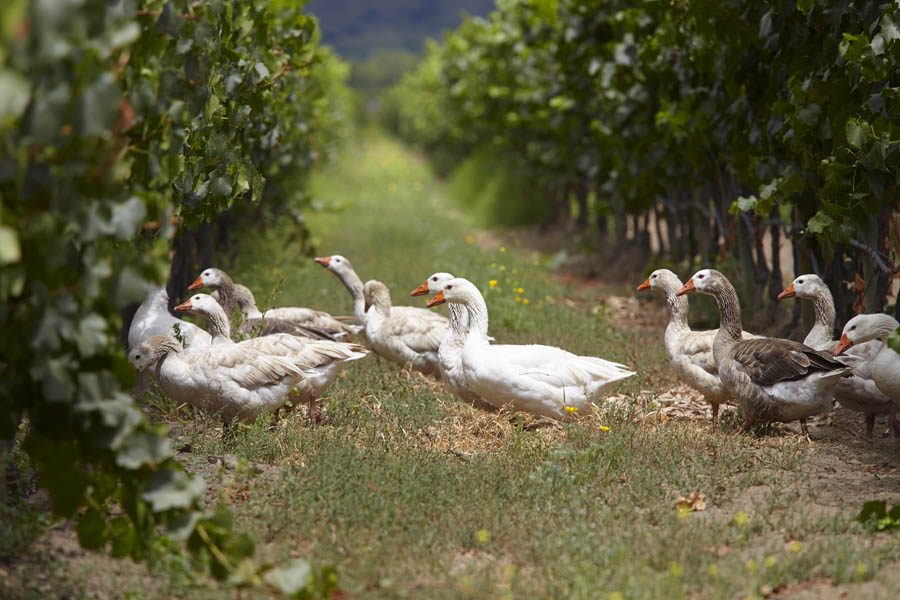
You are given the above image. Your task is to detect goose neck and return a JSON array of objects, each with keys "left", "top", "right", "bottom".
[
  {"left": 711, "top": 282, "right": 743, "bottom": 362},
  {"left": 337, "top": 268, "right": 366, "bottom": 323},
  {"left": 461, "top": 292, "right": 490, "bottom": 340},
  {"left": 806, "top": 289, "right": 836, "bottom": 346},
  {"left": 202, "top": 305, "right": 232, "bottom": 340}
]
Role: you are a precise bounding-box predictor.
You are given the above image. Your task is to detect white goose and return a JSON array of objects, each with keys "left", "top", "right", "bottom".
[
  {"left": 314, "top": 255, "right": 450, "bottom": 341},
  {"left": 174, "top": 293, "right": 369, "bottom": 421},
  {"left": 363, "top": 280, "right": 445, "bottom": 376},
  {"left": 410, "top": 273, "right": 495, "bottom": 410},
  {"left": 129, "top": 334, "right": 332, "bottom": 424},
  {"left": 835, "top": 313, "right": 900, "bottom": 439},
  {"left": 189, "top": 267, "right": 353, "bottom": 339},
  {"left": 778, "top": 274, "right": 892, "bottom": 437},
  {"left": 427, "top": 278, "right": 635, "bottom": 420},
  {"left": 128, "top": 284, "right": 212, "bottom": 349},
  {"left": 637, "top": 269, "right": 758, "bottom": 422},
  {"left": 677, "top": 269, "right": 850, "bottom": 436}
]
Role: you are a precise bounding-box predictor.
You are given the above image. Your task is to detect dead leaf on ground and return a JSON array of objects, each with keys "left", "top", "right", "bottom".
[{"left": 675, "top": 491, "right": 707, "bottom": 512}]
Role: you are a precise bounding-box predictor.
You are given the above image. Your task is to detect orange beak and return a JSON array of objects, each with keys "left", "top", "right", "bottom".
[
  {"left": 426, "top": 290, "right": 446, "bottom": 308},
  {"left": 173, "top": 299, "right": 192, "bottom": 312},
  {"left": 834, "top": 333, "right": 853, "bottom": 356},
  {"left": 187, "top": 276, "right": 203, "bottom": 291},
  {"left": 636, "top": 278, "right": 651, "bottom": 292},
  {"left": 314, "top": 256, "right": 331, "bottom": 267},
  {"left": 675, "top": 279, "right": 695, "bottom": 296},
  {"left": 777, "top": 283, "right": 795, "bottom": 300},
  {"left": 410, "top": 281, "right": 430, "bottom": 297}
]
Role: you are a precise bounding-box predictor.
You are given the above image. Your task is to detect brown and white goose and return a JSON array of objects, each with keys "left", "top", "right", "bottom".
[
  {"left": 174, "top": 293, "right": 369, "bottom": 421},
  {"left": 677, "top": 269, "right": 849, "bottom": 436},
  {"left": 637, "top": 268, "right": 758, "bottom": 422},
  {"left": 778, "top": 274, "right": 892, "bottom": 437},
  {"left": 363, "top": 280, "right": 445, "bottom": 376},
  {"left": 189, "top": 267, "right": 353, "bottom": 340},
  {"left": 835, "top": 313, "right": 900, "bottom": 439}
]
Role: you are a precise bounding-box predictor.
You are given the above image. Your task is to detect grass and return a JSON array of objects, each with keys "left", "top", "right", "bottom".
[{"left": 4, "top": 130, "right": 900, "bottom": 599}]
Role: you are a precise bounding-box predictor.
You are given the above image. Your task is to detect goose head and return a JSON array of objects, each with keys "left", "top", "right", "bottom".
[
  {"left": 189, "top": 267, "right": 228, "bottom": 291},
  {"left": 314, "top": 254, "right": 354, "bottom": 274},
  {"left": 128, "top": 334, "right": 182, "bottom": 371},
  {"left": 173, "top": 293, "right": 224, "bottom": 318},
  {"left": 426, "top": 277, "right": 478, "bottom": 308},
  {"left": 410, "top": 272, "right": 455, "bottom": 297},
  {"left": 835, "top": 313, "right": 900, "bottom": 355},
  {"left": 363, "top": 280, "right": 391, "bottom": 314},
  {"left": 675, "top": 268, "right": 723, "bottom": 297},
  {"left": 778, "top": 274, "right": 827, "bottom": 300},
  {"left": 637, "top": 268, "right": 682, "bottom": 294}
]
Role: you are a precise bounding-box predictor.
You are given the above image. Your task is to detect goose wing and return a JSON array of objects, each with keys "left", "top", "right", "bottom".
[{"left": 731, "top": 338, "right": 845, "bottom": 386}]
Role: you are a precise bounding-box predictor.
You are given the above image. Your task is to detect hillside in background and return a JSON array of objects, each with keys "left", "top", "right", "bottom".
[{"left": 306, "top": 0, "right": 495, "bottom": 59}]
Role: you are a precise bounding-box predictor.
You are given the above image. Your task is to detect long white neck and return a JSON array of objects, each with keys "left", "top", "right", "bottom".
[
  {"left": 447, "top": 303, "right": 468, "bottom": 336},
  {"left": 460, "top": 291, "right": 490, "bottom": 341},
  {"left": 662, "top": 288, "right": 691, "bottom": 356},
  {"left": 150, "top": 288, "right": 169, "bottom": 312},
  {"left": 804, "top": 289, "right": 836, "bottom": 348},
  {"left": 336, "top": 268, "right": 366, "bottom": 323},
  {"left": 199, "top": 304, "right": 232, "bottom": 340}
]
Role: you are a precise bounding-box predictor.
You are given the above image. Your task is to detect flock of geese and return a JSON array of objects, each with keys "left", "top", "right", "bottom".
[{"left": 127, "top": 254, "right": 900, "bottom": 442}]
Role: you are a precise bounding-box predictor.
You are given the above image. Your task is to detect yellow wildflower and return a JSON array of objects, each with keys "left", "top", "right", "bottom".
[
  {"left": 565, "top": 406, "right": 578, "bottom": 413},
  {"left": 523, "top": 298, "right": 530, "bottom": 305},
  {"left": 489, "top": 280, "right": 498, "bottom": 288},
  {"left": 500, "top": 265, "right": 506, "bottom": 271},
  {"left": 707, "top": 564, "right": 719, "bottom": 577},
  {"left": 789, "top": 541, "right": 802, "bottom": 553},
  {"left": 746, "top": 559, "right": 758, "bottom": 572},
  {"left": 733, "top": 511, "right": 749, "bottom": 526},
  {"left": 517, "top": 287, "right": 524, "bottom": 294},
  {"left": 465, "top": 235, "right": 474, "bottom": 244},
  {"left": 516, "top": 296, "right": 522, "bottom": 303},
  {"left": 499, "top": 246, "right": 506, "bottom": 253},
  {"left": 764, "top": 556, "right": 777, "bottom": 568},
  {"left": 473, "top": 529, "right": 491, "bottom": 544},
  {"left": 856, "top": 562, "right": 868, "bottom": 577}
]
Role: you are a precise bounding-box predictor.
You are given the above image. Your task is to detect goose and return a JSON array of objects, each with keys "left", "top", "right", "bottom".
[
  {"left": 128, "top": 284, "right": 212, "bottom": 349},
  {"left": 676, "top": 269, "right": 850, "bottom": 436},
  {"left": 427, "top": 278, "right": 635, "bottom": 420},
  {"left": 363, "top": 280, "right": 445, "bottom": 376},
  {"left": 174, "top": 293, "right": 369, "bottom": 421},
  {"left": 778, "top": 274, "right": 893, "bottom": 437},
  {"left": 835, "top": 313, "right": 900, "bottom": 439},
  {"left": 636, "top": 269, "right": 759, "bottom": 422},
  {"left": 190, "top": 267, "right": 353, "bottom": 339},
  {"left": 128, "top": 334, "right": 331, "bottom": 424},
  {"left": 314, "top": 255, "right": 450, "bottom": 340},
  {"left": 410, "top": 273, "right": 495, "bottom": 410}
]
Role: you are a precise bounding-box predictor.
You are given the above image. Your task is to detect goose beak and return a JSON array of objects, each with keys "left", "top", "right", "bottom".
[
  {"left": 636, "top": 278, "right": 651, "bottom": 292},
  {"left": 426, "top": 290, "right": 446, "bottom": 308},
  {"left": 675, "top": 279, "right": 695, "bottom": 296},
  {"left": 834, "top": 333, "right": 853, "bottom": 356},
  {"left": 314, "top": 256, "right": 331, "bottom": 267},
  {"left": 777, "top": 283, "right": 795, "bottom": 300},
  {"left": 410, "top": 281, "right": 430, "bottom": 297},
  {"left": 187, "top": 276, "right": 203, "bottom": 291},
  {"left": 174, "top": 299, "right": 192, "bottom": 312}
]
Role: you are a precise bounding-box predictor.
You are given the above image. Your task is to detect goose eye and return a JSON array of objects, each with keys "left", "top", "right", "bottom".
[
  {"left": 432, "top": 277, "right": 438, "bottom": 281},
  {"left": 698, "top": 274, "right": 705, "bottom": 279},
  {"left": 135, "top": 354, "right": 141, "bottom": 359},
  {"left": 447, "top": 285, "right": 453, "bottom": 290},
  {"left": 798, "top": 279, "right": 804, "bottom": 284},
  {"left": 651, "top": 274, "right": 656, "bottom": 278},
  {"left": 850, "top": 325, "right": 856, "bottom": 331}
]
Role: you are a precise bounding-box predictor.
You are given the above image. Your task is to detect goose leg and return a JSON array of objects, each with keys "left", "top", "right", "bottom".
[
  {"left": 800, "top": 418, "right": 811, "bottom": 443},
  {"left": 865, "top": 413, "right": 876, "bottom": 439},
  {"left": 711, "top": 402, "right": 719, "bottom": 424}
]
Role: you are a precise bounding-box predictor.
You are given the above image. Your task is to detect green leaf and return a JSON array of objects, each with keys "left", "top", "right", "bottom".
[
  {"left": 857, "top": 500, "right": 887, "bottom": 524},
  {"left": 0, "top": 225, "right": 22, "bottom": 265},
  {"left": 264, "top": 559, "right": 312, "bottom": 596},
  {"left": 887, "top": 327, "right": 900, "bottom": 355},
  {"left": 77, "top": 509, "right": 108, "bottom": 550},
  {"left": 845, "top": 119, "right": 869, "bottom": 149},
  {"left": 0, "top": 68, "right": 30, "bottom": 121},
  {"left": 141, "top": 469, "right": 205, "bottom": 512},
  {"left": 116, "top": 430, "right": 173, "bottom": 469},
  {"left": 796, "top": 0, "right": 814, "bottom": 14},
  {"left": 807, "top": 211, "right": 834, "bottom": 235}
]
